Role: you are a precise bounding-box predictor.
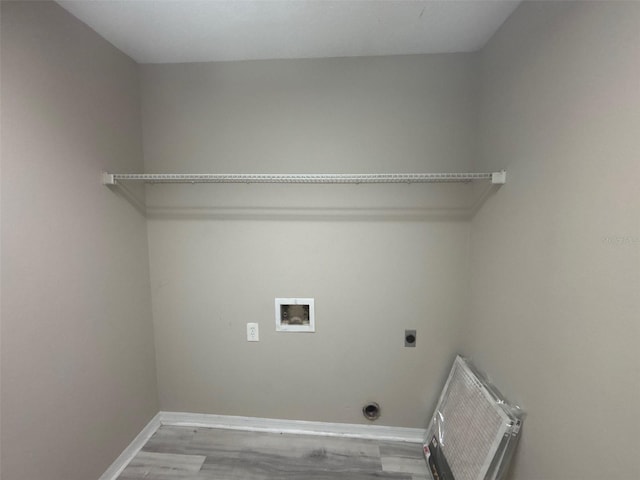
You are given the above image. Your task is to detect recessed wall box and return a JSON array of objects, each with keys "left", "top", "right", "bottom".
[{"left": 275, "top": 298, "right": 315, "bottom": 332}]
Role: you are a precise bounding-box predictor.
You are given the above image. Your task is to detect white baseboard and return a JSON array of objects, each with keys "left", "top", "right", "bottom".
[
  {"left": 98, "top": 412, "right": 161, "bottom": 480},
  {"left": 99, "top": 411, "right": 426, "bottom": 479},
  {"left": 159, "top": 411, "right": 426, "bottom": 443}
]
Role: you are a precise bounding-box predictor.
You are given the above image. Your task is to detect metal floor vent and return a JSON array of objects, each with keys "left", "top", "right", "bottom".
[{"left": 424, "top": 356, "right": 524, "bottom": 480}]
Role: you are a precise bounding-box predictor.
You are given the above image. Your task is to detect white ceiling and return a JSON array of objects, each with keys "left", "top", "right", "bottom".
[{"left": 57, "top": 0, "right": 521, "bottom": 64}]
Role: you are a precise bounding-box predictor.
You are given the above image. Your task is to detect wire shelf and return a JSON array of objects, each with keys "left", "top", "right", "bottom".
[{"left": 103, "top": 172, "right": 505, "bottom": 185}]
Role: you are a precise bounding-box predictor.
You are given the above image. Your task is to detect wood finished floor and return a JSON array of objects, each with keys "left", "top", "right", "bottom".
[{"left": 118, "top": 425, "right": 430, "bottom": 480}]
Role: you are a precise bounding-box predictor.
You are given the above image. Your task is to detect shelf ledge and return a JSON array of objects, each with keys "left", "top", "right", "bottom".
[{"left": 102, "top": 171, "right": 506, "bottom": 185}]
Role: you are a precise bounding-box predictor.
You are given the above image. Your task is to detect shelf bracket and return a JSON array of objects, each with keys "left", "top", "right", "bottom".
[
  {"left": 102, "top": 172, "right": 117, "bottom": 185},
  {"left": 491, "top": 170, "right": 507, "bottom": 185}
]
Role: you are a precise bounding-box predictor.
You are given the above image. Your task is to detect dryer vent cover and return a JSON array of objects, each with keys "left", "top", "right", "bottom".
[{"left": 423, "top": 356, "right": 524, "bottom": 480}]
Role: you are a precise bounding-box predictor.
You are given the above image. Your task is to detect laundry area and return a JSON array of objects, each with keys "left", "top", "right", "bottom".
[{"left": 1, "top": 1, "right": 639, "bottom": 480}]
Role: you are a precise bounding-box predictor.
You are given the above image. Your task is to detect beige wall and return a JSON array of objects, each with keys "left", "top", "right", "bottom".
[
  {"left": 141, "top": 55, "right": 478, "bottom": 427},
  {"left": 1, "top": 2, "right": 158, "bottom": 480},
  {"left": 466, "top": 1, "right": 640, "bottom": 479},
  {"left": 4, "top": 2, "right": 637, "bottom": 478}
]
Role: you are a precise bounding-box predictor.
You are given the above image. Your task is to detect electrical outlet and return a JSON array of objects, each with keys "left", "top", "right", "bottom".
[
  {"left": 247, "top": 323, "right": 259, "bottom": 342},
  {"left": 405, "top": 329, "right": 416, "bottom": 347}
]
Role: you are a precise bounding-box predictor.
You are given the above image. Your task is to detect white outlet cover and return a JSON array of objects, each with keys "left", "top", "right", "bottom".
[{"left": 247, "top": 323, "right": 259, "bottom": 342}]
